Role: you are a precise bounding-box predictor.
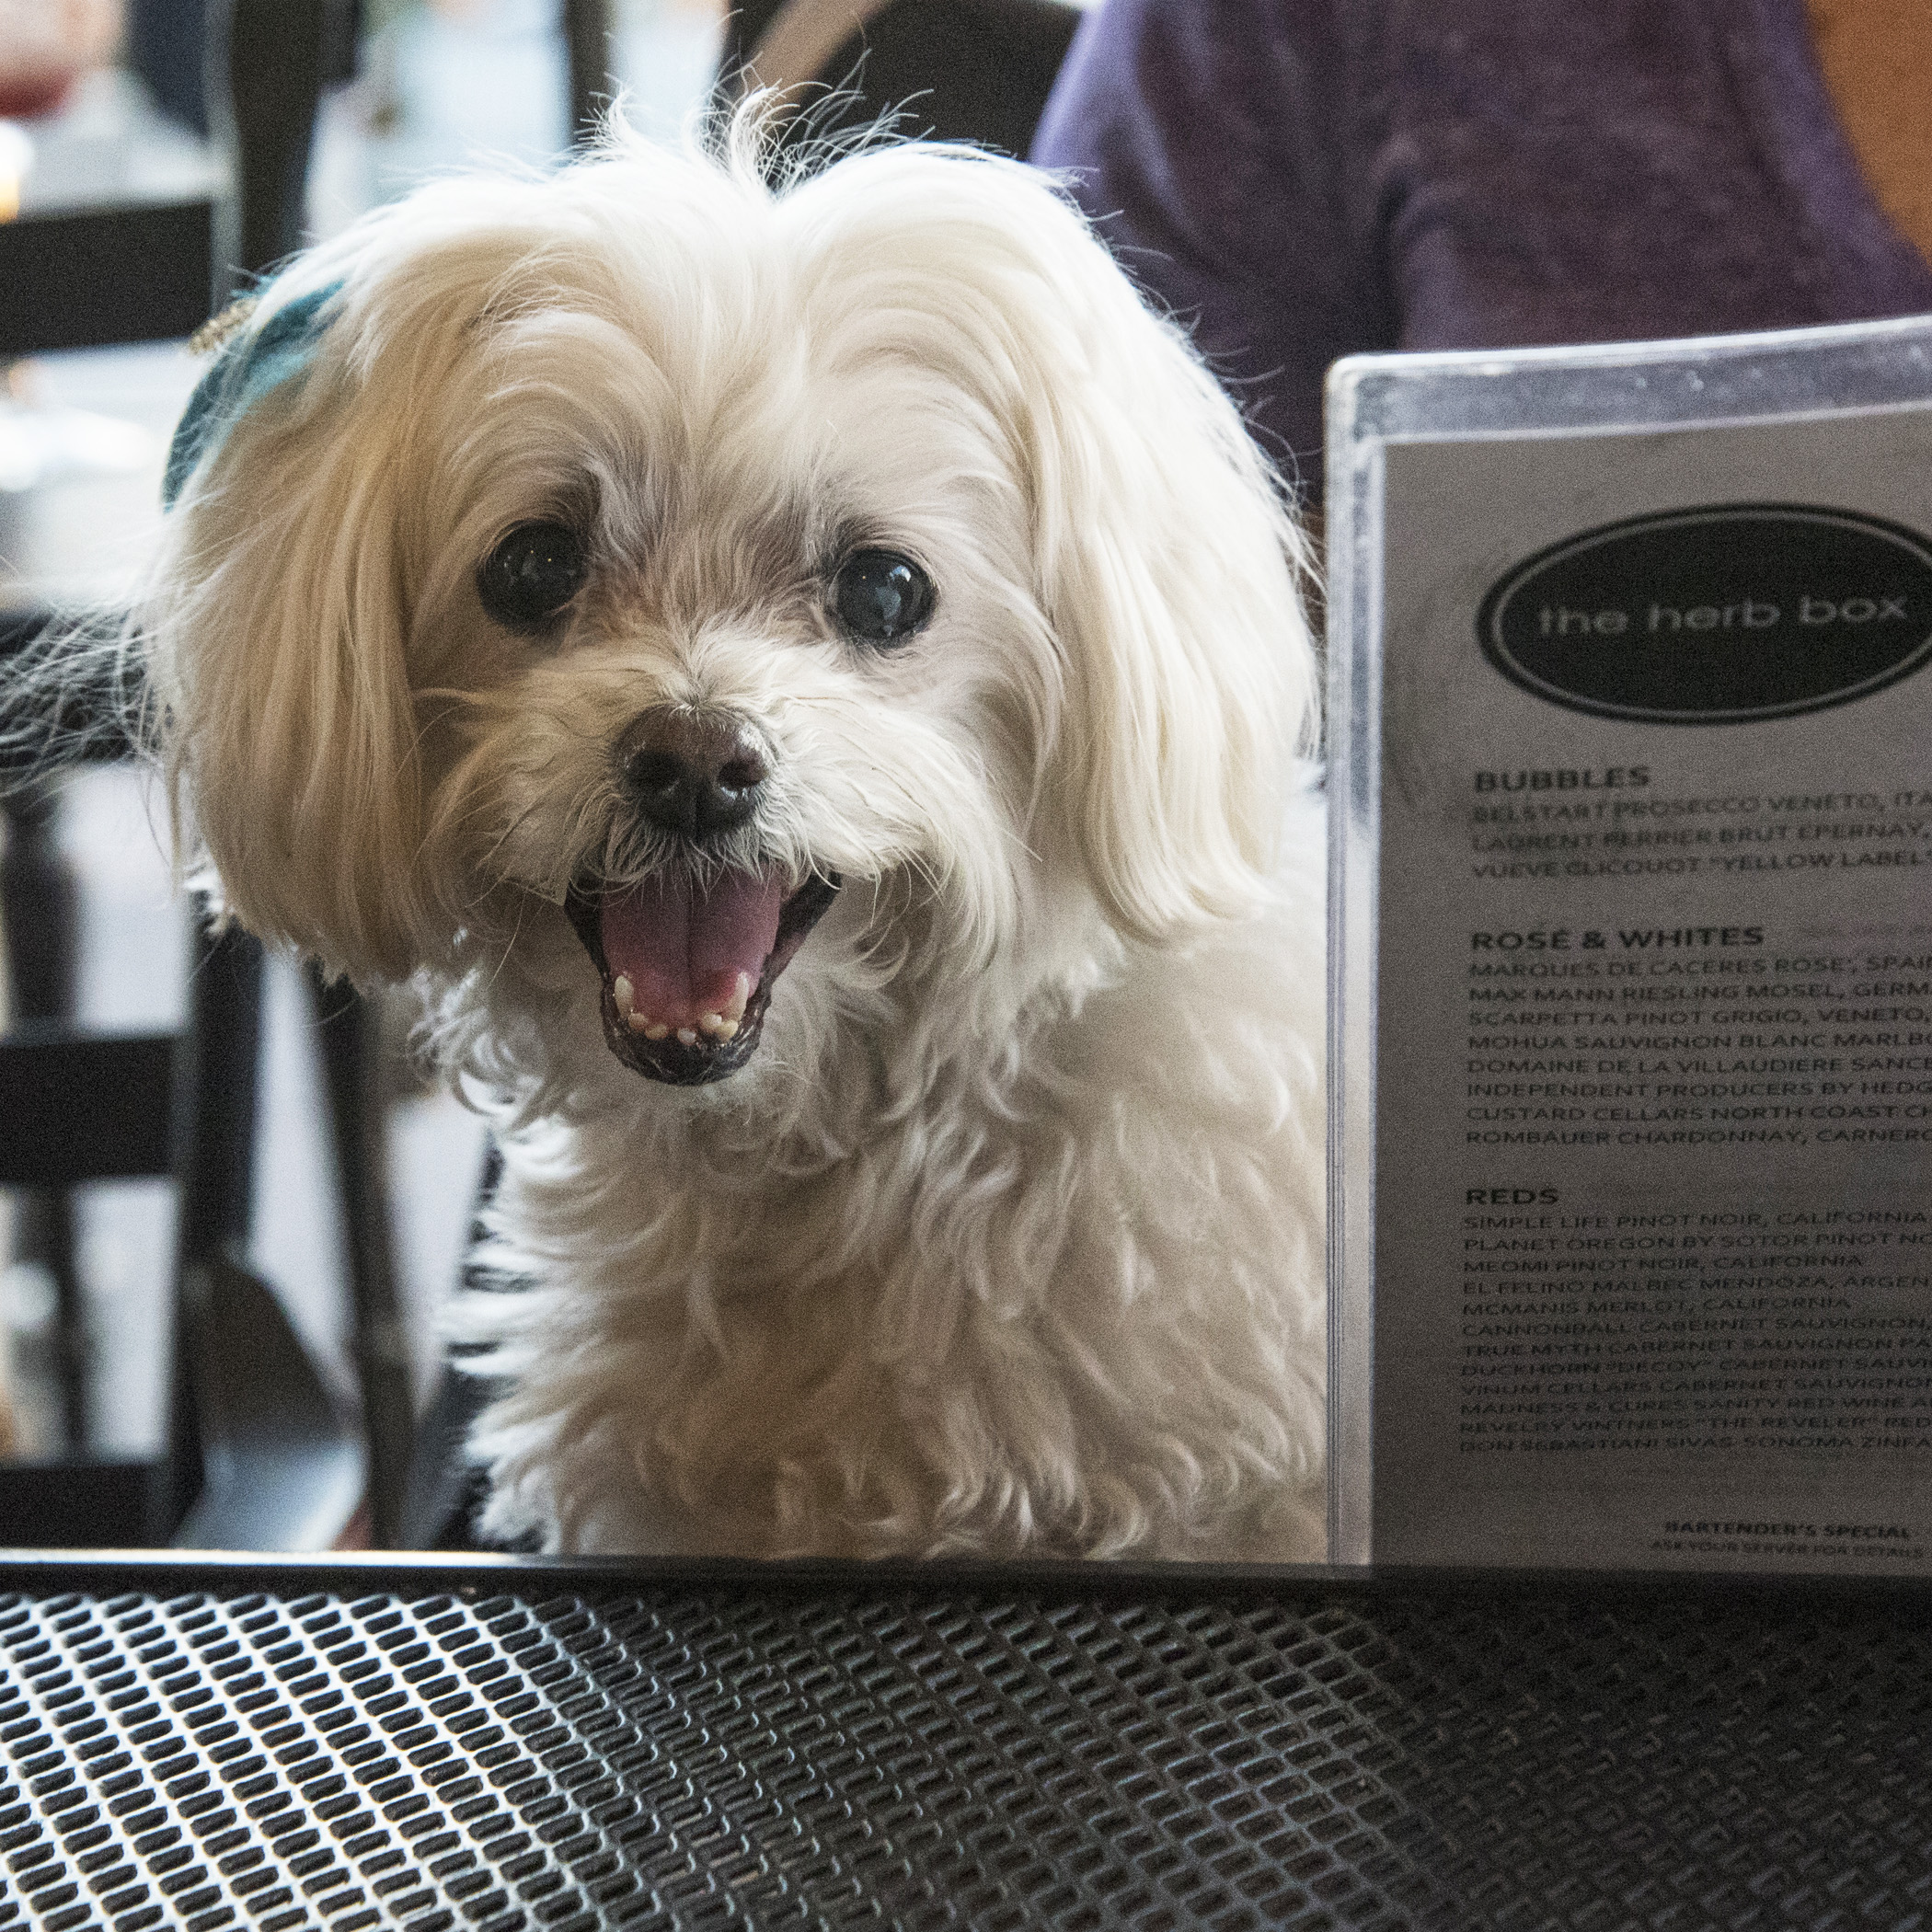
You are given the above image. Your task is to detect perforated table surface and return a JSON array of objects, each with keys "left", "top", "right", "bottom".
[{"left": 1, "top": 1555, "right": 1926, "bottom": 1931}]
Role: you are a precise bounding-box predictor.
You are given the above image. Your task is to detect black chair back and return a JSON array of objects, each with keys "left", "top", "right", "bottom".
[
  {"left": 722, "top": 0, "right": 1080, "bottom": 160},
  {"left": 0, "top": 2, "right": 393, "bottom": 1549}
]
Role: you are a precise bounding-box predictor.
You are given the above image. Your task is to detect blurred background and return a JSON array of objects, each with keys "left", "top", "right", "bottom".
[{"left": 0, "top": 0, "right": 724, "bottom": 1517}]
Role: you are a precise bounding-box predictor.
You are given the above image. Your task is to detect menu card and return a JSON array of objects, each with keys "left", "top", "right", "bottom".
[{"left": 1328, "top": 316, "right": 1932, "bottom": 1573}]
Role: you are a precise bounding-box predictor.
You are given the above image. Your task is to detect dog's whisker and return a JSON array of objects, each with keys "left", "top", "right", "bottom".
[{"left": 476, "top": 889, "right": 537, "bottom": 997}]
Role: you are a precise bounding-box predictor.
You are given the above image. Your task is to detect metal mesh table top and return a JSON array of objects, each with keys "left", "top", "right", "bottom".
[{"left": 1, "top": 1556, "right": 1927, "bottom": 1932}]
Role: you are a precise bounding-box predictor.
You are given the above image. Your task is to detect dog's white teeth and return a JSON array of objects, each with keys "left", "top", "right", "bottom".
[{"left": 618, "top": 982, "right": 732, "bottom": 1048}]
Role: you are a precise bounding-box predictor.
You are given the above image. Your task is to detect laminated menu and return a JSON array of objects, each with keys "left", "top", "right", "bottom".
[{"left": 1327, "top": 316, "right": 1932, "bottom": 1573}]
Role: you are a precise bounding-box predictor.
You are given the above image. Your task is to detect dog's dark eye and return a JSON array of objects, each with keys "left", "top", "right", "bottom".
[
  {"left": 831, "top": 549, "right": 935, "bottom": 646},
  {"left": 477, "top": 522, "right": 588, "bottom": 629}
]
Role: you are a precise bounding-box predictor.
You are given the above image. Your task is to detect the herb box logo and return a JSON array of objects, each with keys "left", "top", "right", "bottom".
[{"left": 1478, "top": 505, "right": 1932, "bottom": 723}]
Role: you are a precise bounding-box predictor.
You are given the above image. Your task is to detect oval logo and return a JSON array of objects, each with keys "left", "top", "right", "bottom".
[{"left": 1476, "top": 504, "right": 1932, "bottom": 723}]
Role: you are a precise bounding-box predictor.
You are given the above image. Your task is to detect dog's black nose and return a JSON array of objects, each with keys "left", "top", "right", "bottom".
[{"left": 619, "top": 708, "right": 768, "bottom": 841}]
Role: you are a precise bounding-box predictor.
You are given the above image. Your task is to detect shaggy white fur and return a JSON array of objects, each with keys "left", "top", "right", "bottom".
[{"left": 140, "top": 119, "right": 1328, "bottom": 1560}]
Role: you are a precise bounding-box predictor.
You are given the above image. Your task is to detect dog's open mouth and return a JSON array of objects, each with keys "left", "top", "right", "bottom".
[{"left": 565, "top": 868, "right": 839, "bottom": 1084}]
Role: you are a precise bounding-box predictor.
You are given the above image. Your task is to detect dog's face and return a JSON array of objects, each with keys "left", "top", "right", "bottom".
[
  {"left": 417, "top": 260, "right": 1064, "bottom": 1088},
  {"left": 148, "top": 132, "right": 1314, "bottom": 1100}
]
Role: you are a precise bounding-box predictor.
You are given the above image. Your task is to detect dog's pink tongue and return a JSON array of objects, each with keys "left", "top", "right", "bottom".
[{"left": 600, "top": 869, "right": 784, "bottom": 1026}]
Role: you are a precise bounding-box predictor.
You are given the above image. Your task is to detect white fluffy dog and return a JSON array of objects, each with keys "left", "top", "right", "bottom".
[{"left": 141, "top": 121, "right": 1328, "bottom": 1560}]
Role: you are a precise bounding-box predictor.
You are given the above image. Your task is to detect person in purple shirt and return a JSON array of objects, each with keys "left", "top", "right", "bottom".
[{"left": 1031, "top": 0, "right": 1932, "bottom": 500}]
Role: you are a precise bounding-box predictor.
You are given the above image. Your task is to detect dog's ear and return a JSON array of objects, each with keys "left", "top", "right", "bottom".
[
  {"left": 148, "top": 272, "right": 427, "bottom": 980},
  {"left": 1009, "top": 187, "right": 1319, "bottom": 939}
]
